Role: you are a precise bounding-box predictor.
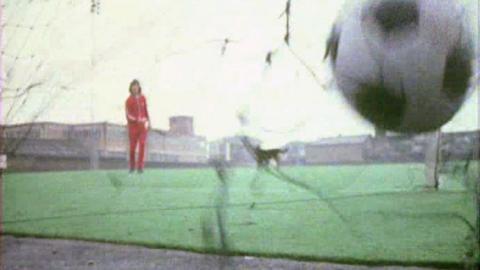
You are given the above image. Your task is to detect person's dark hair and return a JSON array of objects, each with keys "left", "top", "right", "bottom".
[{"left": 129, "top": 79, "right": 142, "bottom": 94}]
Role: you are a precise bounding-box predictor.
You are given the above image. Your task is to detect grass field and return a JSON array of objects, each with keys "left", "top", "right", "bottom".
[{"left": 2, "top": 163, "right": 478, "bottom": 267}]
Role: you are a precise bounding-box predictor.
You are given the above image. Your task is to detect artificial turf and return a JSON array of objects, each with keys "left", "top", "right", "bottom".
[{"left": 2, "top": 163, "right": 478, "bottom": 267}]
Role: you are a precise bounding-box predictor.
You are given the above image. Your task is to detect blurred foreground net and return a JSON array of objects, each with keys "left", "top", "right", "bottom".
[{"left": 203, "top": 128, "right": 479, "bottom": 268}]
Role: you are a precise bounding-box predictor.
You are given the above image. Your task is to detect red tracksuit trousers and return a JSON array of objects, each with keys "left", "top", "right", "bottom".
[{"left": 128, "top": 123, "right": 148, "bottom": 170}]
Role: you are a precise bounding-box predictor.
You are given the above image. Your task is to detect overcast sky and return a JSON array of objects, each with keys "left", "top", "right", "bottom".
[{"left": 2, "top": 0, "right": 478, "bottom": 145}]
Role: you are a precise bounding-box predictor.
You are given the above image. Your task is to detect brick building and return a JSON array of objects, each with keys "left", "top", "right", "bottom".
[
  {"left": 305, "top": 131, "right": 479, "bottom": 165},
  {"left": 168, "top": 116, "right": 194, "bottom": 136},
  {"left": 4, "top": 122, "right": 477, "bottom": 171},
  {"left": 3, "top": 117, "right": 208, "bottom": 172},
  {"left": 305, "top": 135, "right": 371, "bottom": 165}
]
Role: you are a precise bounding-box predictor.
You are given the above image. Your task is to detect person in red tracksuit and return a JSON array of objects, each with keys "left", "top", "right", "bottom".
[{"left": 125, "top": 79, "right": 150, "bottom": 174}]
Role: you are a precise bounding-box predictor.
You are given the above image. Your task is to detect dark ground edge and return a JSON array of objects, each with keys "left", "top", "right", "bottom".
[{"left": 1, "top": 232, "right": 474, "bottom": 269}]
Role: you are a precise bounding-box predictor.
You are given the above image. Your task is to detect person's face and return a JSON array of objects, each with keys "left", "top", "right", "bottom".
[{"left": 131, "top": 84, "right": 140, "bottom": 95}]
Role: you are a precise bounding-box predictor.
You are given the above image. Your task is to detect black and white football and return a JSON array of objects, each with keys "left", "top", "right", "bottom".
[{"left": 325, "top": 0, "right": 474, "bottom": 133}]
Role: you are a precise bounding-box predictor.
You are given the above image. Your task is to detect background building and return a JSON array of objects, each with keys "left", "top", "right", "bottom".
[
  {"left": 305, "top": 135, "right": 371, "bottom": 165},
  {"left": 168, "top": 116, "right": 194, "bottom": 136},
  {"left": 208, "top": 131, "right": 478, "bottom": 167},
  {"left": 3, "top": 120, "right": 478, "bottom": 172},
  {"left": 4, "top": 116, "right": 208, "bottom": 172}
]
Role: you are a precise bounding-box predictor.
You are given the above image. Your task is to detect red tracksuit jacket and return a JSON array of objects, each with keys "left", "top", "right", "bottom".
[{"left": 125, "top": 94, "right": 149, "bottom": 124}]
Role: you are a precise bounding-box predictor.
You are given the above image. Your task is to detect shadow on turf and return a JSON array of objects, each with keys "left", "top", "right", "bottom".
[{"left": 107, "top": 173, "right": 124, "bottom": 192}]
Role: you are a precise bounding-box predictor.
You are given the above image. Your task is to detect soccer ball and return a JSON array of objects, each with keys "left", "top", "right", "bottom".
[{"left": 325, "top": 0, "right": 474, "bottom": 133}]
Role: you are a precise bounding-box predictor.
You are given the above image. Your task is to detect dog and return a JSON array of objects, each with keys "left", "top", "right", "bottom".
[{"left": 240, "top": 136, "right": 288, "bottom": 168}]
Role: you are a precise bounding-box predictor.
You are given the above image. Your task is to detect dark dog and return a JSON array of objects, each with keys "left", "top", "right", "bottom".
[{"left": 240, "top": 137, "right": 288, "bottom": 168}]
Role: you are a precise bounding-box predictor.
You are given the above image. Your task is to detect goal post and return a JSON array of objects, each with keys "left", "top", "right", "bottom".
[{"left": 424, "top": 129, "right": 442, "bottom": 189}]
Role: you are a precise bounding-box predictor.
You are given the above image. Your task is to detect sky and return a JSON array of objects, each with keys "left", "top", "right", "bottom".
[{"left": 1, "top": 0, "right": 478, "bottom": 145}]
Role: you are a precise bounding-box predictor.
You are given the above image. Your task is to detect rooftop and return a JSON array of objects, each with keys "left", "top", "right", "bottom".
[{"left": 309, "top": 135, "right": 372, "bottom": 146}]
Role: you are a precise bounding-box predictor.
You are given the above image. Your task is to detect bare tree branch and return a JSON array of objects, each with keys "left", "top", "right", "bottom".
[
  {"left": 281, "top": 0, "right": 291, "bottom": 46},
  {"left": 5, "top": 83, "right": 66, "bottom": 155},
  {"left": 2, "top": 81, "right": 43, "bottom": 100}
]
